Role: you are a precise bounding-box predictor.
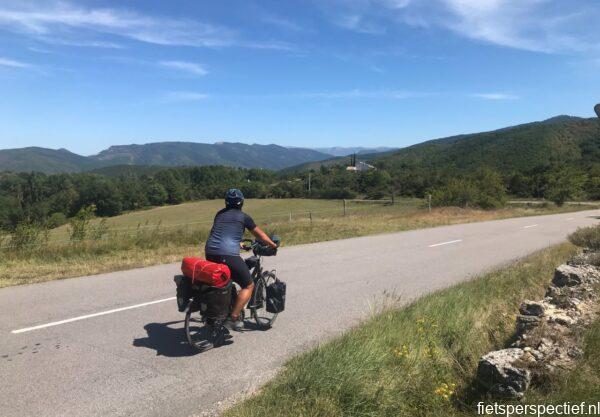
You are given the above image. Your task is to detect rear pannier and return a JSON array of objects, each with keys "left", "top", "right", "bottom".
[
  {"left": 181, "top": 257, "right": 231, "bottom": 287},
  {"left": 173, "top": 275, "right": 193, "bottom": 312},
  {"left": 198, "top": 281, "right": 233, "bottom": 320}
]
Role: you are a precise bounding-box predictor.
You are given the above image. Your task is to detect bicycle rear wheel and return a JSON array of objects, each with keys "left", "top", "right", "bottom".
[
  {"left": 251, "top": 271, "right": 278, "bottom": 329},
  {"left": 185, "top": 305, "right": 227, "bottom": 351}
]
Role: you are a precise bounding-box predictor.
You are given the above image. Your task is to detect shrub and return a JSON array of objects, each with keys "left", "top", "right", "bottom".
[
  {"left": 316, "top": 188, "right": 357, "bottom": 200},
  {"left": 568, "top": 225, "right": 600, "bottom": 251},
  {"left": 68, "top": 205, "right": 96, "bottom": 241},
  {"left": 47, "top": 212, "right": 68, "bottom": 229},
  {"left": 8, "top": 222, "right": 49, "bottom": 251},
  {"left": 430, "top": 169, "right": 506, "bottom": 210},
  {"left": 90, "top": 219, "right": 108, "bottom": 241},
  {"left": 431, "top": 178, "right": 478, "bottom": 208}
]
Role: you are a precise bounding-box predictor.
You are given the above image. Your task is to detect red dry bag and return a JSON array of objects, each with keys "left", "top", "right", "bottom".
[{"left": 181, "top": 257, "right": 231, "bottom": 287}]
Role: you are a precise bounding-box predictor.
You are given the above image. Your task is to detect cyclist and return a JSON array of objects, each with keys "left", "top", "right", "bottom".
[{"left": 205, "top": 188, "right": 277, "bottom": 331}]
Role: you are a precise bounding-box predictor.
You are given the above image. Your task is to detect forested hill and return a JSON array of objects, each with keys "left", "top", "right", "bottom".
[
  {"left": 0, "top": 147, "right": 98, "bottom": 174},
  {"left": 376, "top": 116, "right": 599, "bottom": 174},
  {"left": 0, "top": 142, "right": 331, "bottom": 173},
  {"left": 287, "top": 116, "right": 599, "bottom": 173}
]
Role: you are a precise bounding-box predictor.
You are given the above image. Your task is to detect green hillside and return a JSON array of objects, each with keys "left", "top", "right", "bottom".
[
  {"left": 377, "top": 116, "right": 599, "bottom": 174},
  {"left": 0, "top": 147, "right": 98, "bottom": 174},
  {"left": 287, "top": 116, "right": 599, "bottom": 174}
]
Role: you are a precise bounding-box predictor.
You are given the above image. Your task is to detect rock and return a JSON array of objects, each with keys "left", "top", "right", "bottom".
[
  {"left": 550, "top": 313, "right": 576, "bottom": 326},
  {"left": 537, "top": 338, "right": 554, "bottom": 355},
  {"left": 477, "top": 349, "right": 531, "bottom": 399},
  {"left": 552, "top": 264, "right": 600, "bottom": 287},
  {"left": 516, "top": 315, "right": 540, "bottom": 334},
  {"left": 553, "top": 265, "right": 585, "bottom": 287},
  {"left": 567, "top": 347, "right": 583, "bottom": 359},
  {"left": 565, "top": 297, "right": 583, "bottom": 311},
  {"left": 569, "top": 252, "right": 600, "bottom": 268},
  {"left": 519, "top": 300, "right": 545, "bottom": 316}
]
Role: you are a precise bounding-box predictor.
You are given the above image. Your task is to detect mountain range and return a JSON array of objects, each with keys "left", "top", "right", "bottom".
[
  {"left": 310, "top": 146, "right": 396, "bottom": 157},
  {"left": 0, "top": 142, "right": 332, "bottom": 173},
  {"left": 1, "top": 115, "right": 598, "bottom": 175}
]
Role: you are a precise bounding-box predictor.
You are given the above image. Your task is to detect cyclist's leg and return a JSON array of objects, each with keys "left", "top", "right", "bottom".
[
  {"left": 227, "top": 256, "right": 254, "bottom": 319},
  {"left": 207, "top": 254, "right": 254, "bottom": 320}
]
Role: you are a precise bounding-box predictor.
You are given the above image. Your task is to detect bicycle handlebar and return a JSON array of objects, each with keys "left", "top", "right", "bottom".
[
  {"left": 241, "top": 239, "right": 255, "bottom": 252},
  {"left": 240, "top": 238, "right": 280, "bottom": 253}
]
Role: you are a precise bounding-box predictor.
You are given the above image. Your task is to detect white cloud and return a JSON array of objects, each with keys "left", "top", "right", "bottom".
[
  {"left": 330, "top": 0, "right": 600, "bottom": 54},
  {"left": 0, "top": 57, "right": 32, "bottom": 68},
  {"left": 165, "top": 91, "right": 209, "bottom": 102},
  {"left": 37, "top": 36, "right": 124, "bottom": 48},
  {"left": 470, "top": 92, "right": 519, "bottom": 100},
  {"left": 159, "top": 61, "right": 208, "bottom": 76},
  {"left": 0, "top": 1, "right": 246, "bottom": 49}
]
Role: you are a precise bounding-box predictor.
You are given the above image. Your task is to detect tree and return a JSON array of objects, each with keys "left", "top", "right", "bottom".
[
  {"left": 145, "top": 181, "right": 168, "bottom": 206},
  {"left": 544, "top": 168, "right": 586, "bottom": 206},
  {"left": 156, "top": 171, "right": 185, "bottom": 204}
]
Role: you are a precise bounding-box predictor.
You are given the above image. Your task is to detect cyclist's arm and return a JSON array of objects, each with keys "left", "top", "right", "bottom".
[{"left": 250, "top": 226, "right": 277, "bottom": 249}]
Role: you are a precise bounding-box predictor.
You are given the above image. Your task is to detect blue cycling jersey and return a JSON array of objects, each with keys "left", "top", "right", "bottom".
[{"left": 205, "top": 207, "right": 257, "bottom": 256}]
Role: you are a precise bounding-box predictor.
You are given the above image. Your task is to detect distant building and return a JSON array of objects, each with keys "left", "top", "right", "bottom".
[
  {"left": 346, "top": 153, "right": 375, "bottom": 172},
  {"left": 346, "top": 161, "right": 375, "bottom": 172}
]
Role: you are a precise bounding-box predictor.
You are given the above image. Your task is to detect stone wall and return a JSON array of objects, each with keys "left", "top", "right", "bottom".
[{"left": 476, "top": 250, "right": 600, "bottom": 399}]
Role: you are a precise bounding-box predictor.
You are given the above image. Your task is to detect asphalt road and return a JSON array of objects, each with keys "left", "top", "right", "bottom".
[{"left": 1, "top": 210, "right": 599, "bottom": 417}]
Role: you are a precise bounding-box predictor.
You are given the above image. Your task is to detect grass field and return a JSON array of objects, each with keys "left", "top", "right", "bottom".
[
  {"left": 223, "top": 243, "right": 582, "bottom": 417},
  {"left": 47, "top": 199, "right": 362, "bottom": 242},
  {"left": 0, "top": 198, "right": 596, "bottom": 288}
]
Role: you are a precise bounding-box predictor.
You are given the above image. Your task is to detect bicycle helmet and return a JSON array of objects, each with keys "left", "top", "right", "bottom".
[{"left": 225, "top": 188, "right": 244, "bottom": 208}]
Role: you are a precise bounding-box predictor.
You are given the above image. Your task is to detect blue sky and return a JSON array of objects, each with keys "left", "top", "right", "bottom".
[{"left": 0, "top": 0, "right": 599, "bottom": 155}]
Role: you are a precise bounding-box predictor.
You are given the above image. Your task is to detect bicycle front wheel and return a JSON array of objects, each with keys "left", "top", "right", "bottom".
[{"left": 251, "top": 271, "right": 278, "bottom": 329}]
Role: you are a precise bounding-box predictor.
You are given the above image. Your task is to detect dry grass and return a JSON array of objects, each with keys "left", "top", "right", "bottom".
[
  {"left": 0, "top": 202, "right": 594, "bottom": 288},
  {"left": 47, "top": 198, "right": 357, "bottom": 242},
  {"left": 0, "top": 244, "right": 199, "bottom": 287},
  {"left": 222, "top": 244, "right": 578, "bottom": 417}
]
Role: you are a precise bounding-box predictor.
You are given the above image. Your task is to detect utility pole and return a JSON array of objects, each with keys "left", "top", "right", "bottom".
[
  {"left": 343, "top": 199, "right": 347, "bottom": 216},
  {"left": 428, "top": 194, "right": 432, "bottom": 212}
]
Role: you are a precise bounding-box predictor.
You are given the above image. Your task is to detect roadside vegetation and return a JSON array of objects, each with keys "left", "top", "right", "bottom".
[
  {"left": 224, "top": 227, "right": 600, "bottom": 417},
  {"left": 0, "top": 198, "right": 594, "bottom": 288}
]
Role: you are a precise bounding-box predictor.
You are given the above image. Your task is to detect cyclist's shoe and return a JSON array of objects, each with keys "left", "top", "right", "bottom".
[{"left": 224, "top": 315, "right": 244, "bottom": 332}]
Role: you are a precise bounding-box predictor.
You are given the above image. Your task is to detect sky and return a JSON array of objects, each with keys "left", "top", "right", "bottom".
[{"left": 0, "top": 0, "right": 599, "bottom": 155}]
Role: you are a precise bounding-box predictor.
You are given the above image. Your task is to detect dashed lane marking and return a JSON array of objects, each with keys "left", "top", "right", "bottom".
[{"left": 428, "top": 239, "right": 462, "bottom": 248}]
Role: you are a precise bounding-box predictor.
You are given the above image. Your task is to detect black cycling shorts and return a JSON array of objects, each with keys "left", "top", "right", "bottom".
[{"left": 206, "top": 254, "right": 253, "bottom": 289}]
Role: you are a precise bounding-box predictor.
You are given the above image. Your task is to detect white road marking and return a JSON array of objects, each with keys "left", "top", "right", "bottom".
[
  {"left": 523, "top": 224, "right": 538, "bottom": 229},
  {"left": 11, "top": 297, "right": 176, "bottom": 334},
  {"left": 428, "top": 239, "right": 462, "bottom": 248},
  {"left": 566, "top": 218, "right": 575, "bottom": 221}
]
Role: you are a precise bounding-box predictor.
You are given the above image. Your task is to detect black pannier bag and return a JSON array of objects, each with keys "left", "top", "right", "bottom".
[
  {"left": 173, "top": 275, "right": 192, "bottom": 312},
  {"left": 199, "top": 281, "right": 232, "bottom": 320},
  {"left": 266, "top": 279, "right": 286, "bottom": 313},
  {"left": 254, "top": 235, "right": 281, "bottom": 257}
]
